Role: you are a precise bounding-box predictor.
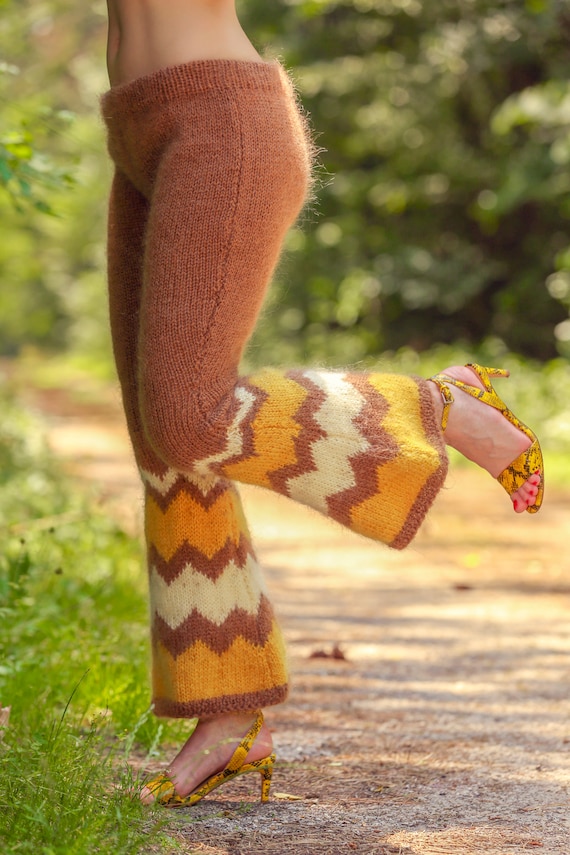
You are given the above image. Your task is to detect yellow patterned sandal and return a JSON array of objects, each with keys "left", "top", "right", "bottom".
[
  {"left": 143, "top": 710, "right": 275, "bottom": 807},
  {"left": 429, "top": 363, "right": 544, "bottom": 513}
]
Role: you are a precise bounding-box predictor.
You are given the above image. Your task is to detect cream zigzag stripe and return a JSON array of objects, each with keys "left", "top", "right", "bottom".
[
  {"left": 139, "top": 466, "right": 180, "bottom": 496},
  {"left": 149, "top": 556, "right": 268, "bottom": 629},
  {"left": 139, "top": 466, "right": 222, "bottom": 498},
  {"left": 286, "top": 371, "right": 370, "bottom": 513},
  {"left": 193, "top": 385, "right": 257, "bottom": 478}
]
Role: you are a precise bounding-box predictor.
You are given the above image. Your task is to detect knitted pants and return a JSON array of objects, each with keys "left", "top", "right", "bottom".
[{"left": 101, "top": 60, "right": 448, "bottom": 718}]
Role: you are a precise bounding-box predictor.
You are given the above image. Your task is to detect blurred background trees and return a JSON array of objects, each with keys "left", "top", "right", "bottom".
[{"left": 1, "top": 0, "right": 569, "bottom": 370}]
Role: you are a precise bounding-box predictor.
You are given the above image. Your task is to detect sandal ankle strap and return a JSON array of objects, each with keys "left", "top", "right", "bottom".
[
  {"left": 429, "top": 376, "right": 455, "bottom": 431},
  {"left": 225, "top": 710, "right": 264, "bottom": 773}
]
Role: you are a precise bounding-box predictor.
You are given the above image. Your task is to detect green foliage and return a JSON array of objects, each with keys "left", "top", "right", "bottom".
[
  {"left": 0, "top": 108, "right": 75, "bottom": 214},
  {"left": 241, "top": 0, "right": 570, "bottom": 364},
  {"left": 0, "top": 390, "right": 183, "bottom": 853},
  {"left": 0, "top": 0, "right": 112, "bottom": 361}
]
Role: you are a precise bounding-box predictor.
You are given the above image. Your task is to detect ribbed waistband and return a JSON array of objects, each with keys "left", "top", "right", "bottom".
[{"left": 101, "top": 59, "right": 286, "bottom": 117}]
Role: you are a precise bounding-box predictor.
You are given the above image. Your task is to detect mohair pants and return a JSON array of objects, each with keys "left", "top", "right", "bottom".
[{"left": 101, "top": 60, "right": 448, "bottom": 718}]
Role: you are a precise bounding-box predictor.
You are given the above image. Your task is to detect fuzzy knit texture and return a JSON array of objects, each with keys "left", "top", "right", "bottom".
[{"left": 101, "top": 59, "right": 449, "bottom": 719}]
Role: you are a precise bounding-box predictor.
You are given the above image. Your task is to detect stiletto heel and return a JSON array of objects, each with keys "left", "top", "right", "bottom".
[
  {"left": 258, "top": 757, "right": 274, "bottom": 803},
  {"left": 143, "top": 710, "right": 275, "bottom": 807},
  {"left": 430, "top": 363, "right": 544, "bottom": 513}
]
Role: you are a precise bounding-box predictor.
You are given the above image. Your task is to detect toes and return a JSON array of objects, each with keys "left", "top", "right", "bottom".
[
  {"left": 512, "top": 473, "right": 542, "bottom": 512},
  {"left": 512, "top": 493, "right": 527, "bottom": 514},
  {"left": 139, "top": 786, "right": 155, "bottom": 805},
  {"left": 521, "top": 483, "right": 538, "bottom": 501},
  {"left": 512, "top": 489, "right": 530, "bottom": 513}
]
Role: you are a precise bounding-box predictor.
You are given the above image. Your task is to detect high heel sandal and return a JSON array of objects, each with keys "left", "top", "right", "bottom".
[
  {"left": 143, "top": 710, "right": 275, "bottom": 807},
  {"left": 429, "top": 363, "right": 544, "bottom": 513}
]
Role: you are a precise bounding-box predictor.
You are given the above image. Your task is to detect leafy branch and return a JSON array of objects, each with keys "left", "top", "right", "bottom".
[{"left": 0, "top": 118, "right": 75, "bottom": 214}]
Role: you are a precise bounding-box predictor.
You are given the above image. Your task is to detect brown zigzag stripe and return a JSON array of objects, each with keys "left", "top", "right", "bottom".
[
  {"left": 211, "top": 378, "right": 269, "bottom": 472},
  {"left": 145, "top": 475, "right": 230, "bottom": 512},
  {"left": 153, "top": 684, "right": 289, "bottom": 719},
  {"left": 148, "top": 533, "right": 257, "bottom": 584},
  {"left": 326, "top": 374, "right": 399, "bottom": 526},
  {"left": 268, "top": 370, "right": 327, "bottom": 497},
  {"left": 151, "top": 593, "right": 275, "bottom": 657},
  {"left": 390, "top": 379, "right": 448, "bottom": 549}
]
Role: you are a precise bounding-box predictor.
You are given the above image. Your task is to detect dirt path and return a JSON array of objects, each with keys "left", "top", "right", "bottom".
[{"left": 28, "top": 384, "right": 570, "bottom": 854}]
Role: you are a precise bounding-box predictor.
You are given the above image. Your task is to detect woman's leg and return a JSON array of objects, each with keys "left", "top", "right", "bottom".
[{"left": 107, "top": 167, "right": 288, "bottom": 743}]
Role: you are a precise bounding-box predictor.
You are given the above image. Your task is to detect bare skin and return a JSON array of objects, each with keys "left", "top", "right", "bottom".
[
  {"left": 105, "top": 1, "right": 541, "bottom": 805},
  {"left": 106, "top": 0, "right": 263, "bottom": 87}
]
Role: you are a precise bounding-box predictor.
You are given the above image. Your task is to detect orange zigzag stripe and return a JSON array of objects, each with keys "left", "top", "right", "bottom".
[
  {"left": 148, "top": 533, "right": 256, "bottom": 584},
  {"left": 145, "top": 485, "right": 250, "bottom": 562},
  {"left": 145, "top": 476, "right": 229, "bottom": 512},
  {"left": 222, "top": 370, "right": 309, "bottom": 486},
  {"left": 152, "top": 624, "right": 288, "bottom": 705}
]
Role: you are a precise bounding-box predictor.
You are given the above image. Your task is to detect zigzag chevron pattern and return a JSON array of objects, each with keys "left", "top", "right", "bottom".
[
  {"left": 145, "top": 368, "right": 447, "bottom": 717},
  {"left": 223, "top": 369, "right": 447, "bottom": 547},
  {"left": 145, "top": 474, "right": 289, "bottom": 716}
]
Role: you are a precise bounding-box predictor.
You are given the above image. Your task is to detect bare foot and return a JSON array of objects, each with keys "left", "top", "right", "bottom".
[
  {"left": 429, "top": 365, "right": 541, "bottom": 514},
  {"left": 140, "top": 711, "right": 273, "bottom": 804}
]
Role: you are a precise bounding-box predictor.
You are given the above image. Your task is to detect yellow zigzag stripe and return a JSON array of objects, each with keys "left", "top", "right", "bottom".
[
  {"left": 153, "top": 625, "right": 288, "bottom": 704},
  {"left": 351, "top": 375, "right": 442, "bottom": 542},
  {"left": 223, "top": 369, "right": 308, "bottom": 486},
  {"left": 145, "top": 487, "right": 249, "bottom": 562}
]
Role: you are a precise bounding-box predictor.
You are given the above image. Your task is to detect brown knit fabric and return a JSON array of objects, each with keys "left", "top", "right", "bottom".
[
  {"left": 103, "top": 60, "right": 312, "bottom": 469},
  {"left": 102, "top": 59, "right": 448, "bottom": 718}
]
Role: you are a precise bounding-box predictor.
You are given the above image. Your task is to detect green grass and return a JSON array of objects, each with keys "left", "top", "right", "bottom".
[{"left": 0, "top": 390, "right": 185, "bottom": 854}]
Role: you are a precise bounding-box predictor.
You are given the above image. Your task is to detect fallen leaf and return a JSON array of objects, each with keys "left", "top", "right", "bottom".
[
  {"left": 308, "top": 645, "right": 348, "bottom": 661},
  {"left": 272, "top": 792, "right": 304, "bottom": 801}
]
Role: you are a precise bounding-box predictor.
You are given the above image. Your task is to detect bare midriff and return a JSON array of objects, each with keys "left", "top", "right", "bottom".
[{"left": 106, "top": 0, "right": 264, "bottom": 87}]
